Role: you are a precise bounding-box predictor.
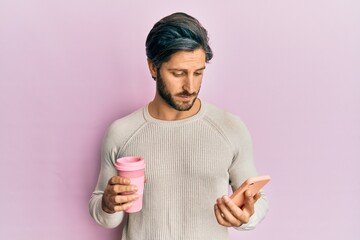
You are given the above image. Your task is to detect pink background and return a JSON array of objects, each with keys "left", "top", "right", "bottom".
[{"left": 1, "top": 0, "right": 359, "bottom": 239}]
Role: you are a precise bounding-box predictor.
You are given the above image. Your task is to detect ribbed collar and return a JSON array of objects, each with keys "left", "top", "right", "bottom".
[{"left": 143, "top": 100, "right": 207, "bottom": 126}]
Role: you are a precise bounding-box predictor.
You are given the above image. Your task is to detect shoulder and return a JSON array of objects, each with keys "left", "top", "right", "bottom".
[
  {"left": 203, "top": 102, "right": 252, "bottom": 148},
  {"left": 108, "top": 107, "right": 146, "bottom": 134},
  {"left": 204, "top": 102, "right": 249, "bottom": 133},
  {"left": 103, "top": 106, "right": 147, "bottom": 149}
]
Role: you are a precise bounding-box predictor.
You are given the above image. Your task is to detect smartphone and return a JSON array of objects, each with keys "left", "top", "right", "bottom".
[{"left": 230, "top": 175, "right": 271, "bottom": 207}]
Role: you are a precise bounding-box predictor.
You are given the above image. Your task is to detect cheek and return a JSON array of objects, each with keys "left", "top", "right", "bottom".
[
  {"left": 196, "top": 77, "right": 203, "bottom": 89},
  {"left": 160, "top": 74, "right": 179, "bottom": 91}
]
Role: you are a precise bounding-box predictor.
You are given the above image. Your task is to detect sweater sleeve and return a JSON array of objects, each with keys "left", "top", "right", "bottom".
[
  {"left": 227, "top": 118, "right": 269, "bottom": 231},
  {"left": 88, "top": 126, "right": 125, "bottom": 228}
]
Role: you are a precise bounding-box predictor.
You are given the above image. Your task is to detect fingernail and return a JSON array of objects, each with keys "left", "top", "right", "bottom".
[
  {"left": 217, "top": 198, "right": 222, "bottom": 204},
  {"left": 214, "top": 204, "right": 218, "bottom": 210},
  {"left": 132, "top": 186, "right": 138, "bottom": 191},
  {"left": 223, "top": 195, "right": 230, "bottom": 202}
]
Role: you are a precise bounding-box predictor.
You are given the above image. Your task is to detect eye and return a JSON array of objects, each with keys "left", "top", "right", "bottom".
[
  {"left": 172, "top": 72, "right": 184, "bottom": 77},
  {"left": 194, "top": 71, "right": 203, "bottom": 76}
]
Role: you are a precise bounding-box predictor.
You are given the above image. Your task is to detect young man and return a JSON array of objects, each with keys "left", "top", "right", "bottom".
[{"left": 89, "top": 12, "right": 268, "bottom": 239}]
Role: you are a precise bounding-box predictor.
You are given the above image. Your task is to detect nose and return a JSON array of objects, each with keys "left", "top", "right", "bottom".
[{"left": 182, "top": 75, "right": 195, "bottom": 93}]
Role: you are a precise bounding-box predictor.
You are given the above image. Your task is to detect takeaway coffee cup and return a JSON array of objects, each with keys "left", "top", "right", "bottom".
[{"left": 115, "top": 156, "right": 145, "bottom": 213}]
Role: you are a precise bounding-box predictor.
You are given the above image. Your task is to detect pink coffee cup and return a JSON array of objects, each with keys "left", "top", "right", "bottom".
[{"left": 115, "top": 156, "right": 145, "bottom": 213}]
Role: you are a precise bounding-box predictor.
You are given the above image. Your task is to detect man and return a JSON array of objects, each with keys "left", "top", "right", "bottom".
[{"left": 89, "top": 12, "right": 268, "bottom": 239}]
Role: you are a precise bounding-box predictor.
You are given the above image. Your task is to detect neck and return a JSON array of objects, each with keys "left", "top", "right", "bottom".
[{"left": 148, "top": 96, "right": 201, "bottom": 121}]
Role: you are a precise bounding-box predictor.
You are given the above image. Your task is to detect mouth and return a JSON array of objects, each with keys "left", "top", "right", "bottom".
[
  {"left": 179, "top": 95, "right": 193, "bottom": 99},
  {"left": 177, "top": 94, "right": 196, "bottom": 102},
  {"left": 176, "top": 91, "right": 197, "bottom": 97}
]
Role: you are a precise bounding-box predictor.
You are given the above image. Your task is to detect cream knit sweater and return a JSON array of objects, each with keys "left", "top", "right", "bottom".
[{"left": 89, "top": 101, "right": 268, "bottom": 240}]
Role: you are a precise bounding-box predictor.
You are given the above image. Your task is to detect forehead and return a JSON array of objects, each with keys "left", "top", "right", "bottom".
[{"left": 163, "top": 48, "right": 206, "bottom": 69}]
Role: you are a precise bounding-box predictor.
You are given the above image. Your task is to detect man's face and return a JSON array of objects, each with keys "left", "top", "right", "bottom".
[{"left": 156, "top": 48, "right": 206, "bottom": 111}]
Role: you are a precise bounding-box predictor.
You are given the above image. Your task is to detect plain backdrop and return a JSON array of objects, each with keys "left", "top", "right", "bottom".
[{"left": 1, "top": 0, "right": 359, "bottom": 239}]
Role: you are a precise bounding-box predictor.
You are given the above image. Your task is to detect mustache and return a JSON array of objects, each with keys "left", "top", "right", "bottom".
[{"left": 175, "top": 91, "right": 197, "bottom": 97}]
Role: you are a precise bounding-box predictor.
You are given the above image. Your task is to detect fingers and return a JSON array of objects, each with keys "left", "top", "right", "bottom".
[
  {"left": 112, "top": 194, "right": 140, "bottom": 212},
  {"left": 111, "top": 184, "right": 138, "bottom": 194},
  {"left": 108, "top": 176, "right": 138, "bottom": 194},
  {"left": 103, "top": 190, "right": 140, "bottom": 212},
  {"left": 108, "top": 176, "right": 131, "bottom": 185},
  {"left": 216, "top": 196, "right": 243, "bottom": 227},
  {"left": 214, "top": 204, "right": 232, "bottom": 227},
  {"left": 110, "top": 175, "right": 149, "bottom": 184},
  {"left": 215, "top": 191, "right": 261, "bottom": 227},
  {"left": 102, "top": 176, "right": 140, "bottom": 213},
  {"left": 254, "top": 192, "right": 261, "bottom": 201},
  {"left": 103, "top": 193, "right": 140, "bottom": 213},
  {"left": 112, "top": 193, "right": 139, "bottom": 204},
  {"left": 242, "top": 190, "right": 256, "bottom": 216},
  {"left": 113, "top": 201, "right": 134, "bottom": 212}
]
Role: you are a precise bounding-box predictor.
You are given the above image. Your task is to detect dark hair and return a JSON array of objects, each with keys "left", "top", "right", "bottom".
[{"left": 145, "top": 12, "right": 213, "bottom": 69}]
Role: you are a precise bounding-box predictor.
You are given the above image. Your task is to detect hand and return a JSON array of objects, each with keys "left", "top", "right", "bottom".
[
  {"left": 102, "top": 176, "right": 139, "bottom": 214},
  {"left": 214, "top": 190, "right": 261, "bottom": 227}
]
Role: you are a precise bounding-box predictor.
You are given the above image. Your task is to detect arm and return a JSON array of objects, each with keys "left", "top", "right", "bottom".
[
  {"left": 88, "top": 130, "right": 139, "bottom": 228},
  {"left": 214, "top": 118, "right": 269, "bottom": 230}
]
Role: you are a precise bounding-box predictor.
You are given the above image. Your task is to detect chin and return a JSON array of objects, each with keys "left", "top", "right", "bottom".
[{"left": 175, "top": 101, "right": 196, "bottom": 111}]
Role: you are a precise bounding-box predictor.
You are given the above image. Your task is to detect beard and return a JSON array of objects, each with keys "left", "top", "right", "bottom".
[{"left": 156, "top": 72, "right": 200, "bottom": 111}]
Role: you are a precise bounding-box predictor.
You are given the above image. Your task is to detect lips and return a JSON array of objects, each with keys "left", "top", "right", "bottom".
[
  {"left": 179, "top": 95, "right": 192, "bottom": 98},
  {"left": 177, "top": 92, "right": 196, "bottom": 97},
  {"left": 178, "top": 95, "right": 195, "bottom": 101}
]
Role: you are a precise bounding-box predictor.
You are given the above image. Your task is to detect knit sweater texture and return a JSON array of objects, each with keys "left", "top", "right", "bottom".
[{"left": 89, "top": 101, "right": 268, "bottom": 240}]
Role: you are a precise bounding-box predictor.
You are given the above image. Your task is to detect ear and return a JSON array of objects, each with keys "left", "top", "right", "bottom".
[{"left": 147, "top": 59, "right": 157, "bottom": 80}]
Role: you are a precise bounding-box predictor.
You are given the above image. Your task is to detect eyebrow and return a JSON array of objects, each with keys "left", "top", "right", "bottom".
[{"left": 168, "top": 66, "right": 206, "bottom": 72}]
